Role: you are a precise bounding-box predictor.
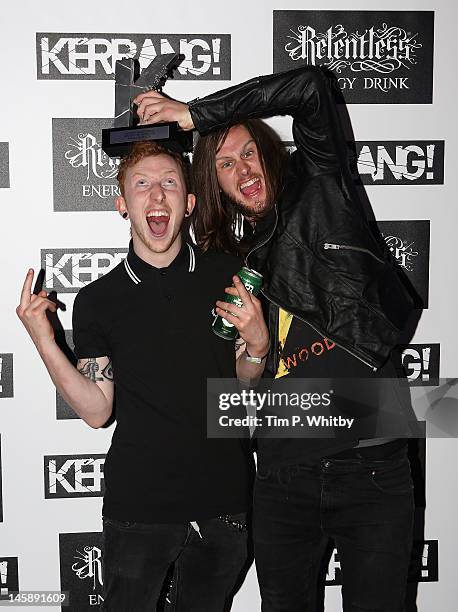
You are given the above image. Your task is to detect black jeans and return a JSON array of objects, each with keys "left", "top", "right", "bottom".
[
  {"left": 101, "top": 513, "right": 249, "bottom": 611},
  {"left": 254, "top": 442, "right": 414, "bottom": 612}
]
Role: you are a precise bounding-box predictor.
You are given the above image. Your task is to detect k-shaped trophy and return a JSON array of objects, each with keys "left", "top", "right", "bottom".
[{"left": 102, "top": 53, "right": 193, "bottom": 157}]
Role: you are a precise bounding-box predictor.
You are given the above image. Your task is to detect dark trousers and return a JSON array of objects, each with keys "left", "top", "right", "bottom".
[
  {"left": 254, "top": 442, "right": 414, "bottom": 612},
  {"left": 101, "top": 513, "right": 249, "bottom": 612}
]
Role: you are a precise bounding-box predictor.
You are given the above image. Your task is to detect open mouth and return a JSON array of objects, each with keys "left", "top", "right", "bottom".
[
  {"left": 239, "top": 177, "right": 262, "bottom": 199},
  {"left": 146, "top": 210, "right": 170, "bottom": 238}
]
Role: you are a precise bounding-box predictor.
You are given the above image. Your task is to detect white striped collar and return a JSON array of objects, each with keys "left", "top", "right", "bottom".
[
  {"left": 123, "top": 241, "right": 196, "bottom": 284},
  {"left": 187, "top": 243, "right": 196, "bottom": 272},
  {"left": 123, "top": 258, "right": 141, "bottom": 284}
]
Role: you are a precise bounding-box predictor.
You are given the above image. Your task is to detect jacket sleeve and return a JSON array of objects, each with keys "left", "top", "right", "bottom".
[{"left": 188, "top": 66, "right": 346, "bottom": 177}]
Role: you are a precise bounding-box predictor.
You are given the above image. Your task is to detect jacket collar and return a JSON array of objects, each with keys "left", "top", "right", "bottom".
[{"left": 244, "top": 204, "right": 278, "bottom": 264}]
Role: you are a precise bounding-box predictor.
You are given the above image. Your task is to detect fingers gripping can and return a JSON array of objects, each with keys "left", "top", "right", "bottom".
[{"left": 212, "top": 267, "right": 263, "bottom": 340}]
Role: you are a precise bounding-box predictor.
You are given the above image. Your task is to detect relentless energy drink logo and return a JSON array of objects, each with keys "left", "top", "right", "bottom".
[
  {"left": 402, "top": 344, "right": 440, "bottom": 386},
  {"left": 384, "top": 235, "right": 419, "bottom": 272},
  {"left": 60, "top": 532, "right": 104, "bottom": 610},
  {"left": 0, "top": 143, "right": 9, "bottom": 188},
  {"left": 377, "top": 220, "right": 430, "bottom": 309},
  {"left": 53, "top": 118, "right": 120, "bottom": 212},
  {"left": 44, "top": 454, "right": 105, "bottom": 498},
  {"left": 284, "top": 141, "right": 445, "bottom": 185},
  {"left": 0, "top": 558, "right": 19, "bottom": 600},
  {"left": 37, "top": 33, "right": 230, "bottom": 80},
  {"left": 41, "top": 248, "right": 127, "bottom": 293},
  {"left": 273, "top": 11, "right": 434, "bottom": 103},
  {"left": 0, "top": 354, "right": 14, "bottom": 399}
]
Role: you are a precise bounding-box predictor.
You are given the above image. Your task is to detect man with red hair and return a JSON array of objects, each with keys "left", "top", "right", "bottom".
[{"left": 17, "top": 141, "right": 269, "bottom": 611}]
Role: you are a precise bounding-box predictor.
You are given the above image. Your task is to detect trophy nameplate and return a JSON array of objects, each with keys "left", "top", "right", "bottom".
[{"left": 102, "top": 53, "right": 193, "bottom": 157}]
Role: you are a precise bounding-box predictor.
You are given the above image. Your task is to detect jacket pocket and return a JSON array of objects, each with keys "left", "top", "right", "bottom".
[
  {"left": 323, "top": 243, "right": 385, "bottom": 264},
  {"left": 102, "top": 516, "right": 137, "bottom": 530}
]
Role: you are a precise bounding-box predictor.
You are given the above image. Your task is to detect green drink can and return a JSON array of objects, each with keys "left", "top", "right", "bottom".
[{"left": 212, "top": 267, "right": 263, "bottom": 340}]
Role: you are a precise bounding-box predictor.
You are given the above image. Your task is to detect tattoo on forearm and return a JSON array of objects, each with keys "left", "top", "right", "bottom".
[
  {"left": 101, "top": 360, "right": 114, "bottom": 381},
  {"left": 78, "top": 359, "right": 102, "bottom": 382},
  {"left": 78, "top": 359, "right": 113, "bottom": 383}
]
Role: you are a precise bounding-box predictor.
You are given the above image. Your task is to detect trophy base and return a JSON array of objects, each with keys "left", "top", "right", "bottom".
[{"left": 102, "top": 122, "right": 193, "bottom": 157}]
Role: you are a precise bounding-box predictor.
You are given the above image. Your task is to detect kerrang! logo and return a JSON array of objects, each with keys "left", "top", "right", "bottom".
[
  {"left": 285, "top": 24, "right": 421, "bottom": 73},
  {"left": 383, "top": 235, "right": 418, "bottom": 271},
  {"left": 65, "top": 132, "right": 119, "bottom": 181},
  {"left": 37, "top": 34, "right": 230, "bottom": 80},
  {"left": 46, "top": 457, "right": 105, "bottom": 496},
  {"left": 72, "top": 546, "right": 103, "bottom": 590},
  {"left": 42, "top": 249, "right": 127, "bottom": 292}
]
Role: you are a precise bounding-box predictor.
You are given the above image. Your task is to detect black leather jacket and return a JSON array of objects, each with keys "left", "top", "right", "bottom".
[{"left": 189, "top": 66, "right": 414, "bottom": 374}]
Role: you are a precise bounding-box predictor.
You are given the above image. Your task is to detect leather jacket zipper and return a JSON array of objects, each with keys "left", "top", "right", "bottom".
[
  {"left": 245, "top": 203, "right": 279, "bottom": 263},
  {"left": 245, "top": 210, "right": 377, "bottom": 372},
  {"left": 262, "top": 290, "right": 377, "bottom": 372},
  {"left": 323, "top": 243, "right": 385, "bottom": 265}
]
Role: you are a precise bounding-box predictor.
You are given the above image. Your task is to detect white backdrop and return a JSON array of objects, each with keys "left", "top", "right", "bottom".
[{"left": 0, "top": 0, "right": 457, "bottom": 610}]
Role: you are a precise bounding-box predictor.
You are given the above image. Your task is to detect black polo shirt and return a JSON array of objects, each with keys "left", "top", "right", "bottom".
[{"left": 72, "top": 241, "right": 253, "bottom": 523}]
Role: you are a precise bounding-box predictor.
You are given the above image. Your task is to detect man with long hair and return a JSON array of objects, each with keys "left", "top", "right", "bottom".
[
  {"left": 135, "top": 67, "right": 416, "bottom": 611},
  {"left": 17, "top": 141, "right": 269, "bottom": 611}
]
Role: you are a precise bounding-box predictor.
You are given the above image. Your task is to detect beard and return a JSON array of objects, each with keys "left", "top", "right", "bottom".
[{"left": 222, "top": 191, "right": 273, "bottom": 224}]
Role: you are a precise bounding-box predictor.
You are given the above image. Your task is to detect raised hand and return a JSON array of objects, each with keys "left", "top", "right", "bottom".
[
  {"left": 134, "top": 91, "right": 194, "bottom": 130},
  {"left": 16, "top": 269, "right": 58, "bottom": 351}
]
